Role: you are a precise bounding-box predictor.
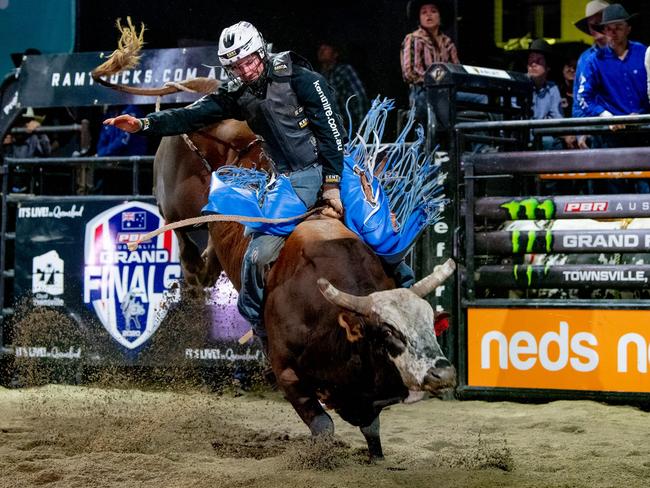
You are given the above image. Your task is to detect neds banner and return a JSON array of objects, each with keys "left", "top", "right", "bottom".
[{"left": 468, "top": 308, "right": 650, "bottom": 393}]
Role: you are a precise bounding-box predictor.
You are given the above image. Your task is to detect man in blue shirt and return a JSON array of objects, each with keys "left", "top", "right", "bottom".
[
  {"left": 97, "top": 105, "right": 147, "bottom": 156},
  {"left": 573, "top": 1, "right": 609, "bottom": 120},
  {"left": 575, "top": 4, "right": 648, "bottom": 193},
  {"left": 575, "top": 4, "right": 648, "bottom": 119}
]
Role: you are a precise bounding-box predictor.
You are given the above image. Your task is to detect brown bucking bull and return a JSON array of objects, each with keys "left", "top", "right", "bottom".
[
  {"left": 92, "top": 20, "right": 457, "bottom": 458},
  {"left": 152, "top": 120, "right": 458, "bottom": 458}
]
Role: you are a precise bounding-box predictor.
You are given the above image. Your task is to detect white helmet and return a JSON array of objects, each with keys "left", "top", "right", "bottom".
[{"left": 218, "top": 21, "right": 267, "bottom": 74}]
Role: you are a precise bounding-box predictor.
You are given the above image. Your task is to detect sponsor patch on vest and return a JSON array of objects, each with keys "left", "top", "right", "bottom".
[
  {"left": 294, "top": 106, "right": 304, "bottom": 116},
  {"left": 298, "top": 118, "right": 309, "bottom": 128},
  {"left": 274, "top": 63, "right": 288, "bottom": 71}
]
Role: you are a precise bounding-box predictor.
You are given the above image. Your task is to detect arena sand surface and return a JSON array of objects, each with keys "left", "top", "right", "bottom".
[{"left": 1, "top": 385, "right": 649, "bottom": 488}]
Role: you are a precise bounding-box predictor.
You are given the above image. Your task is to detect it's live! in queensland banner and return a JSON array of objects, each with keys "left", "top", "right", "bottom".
[{"left": 468, "top": 308, "right": 650, "bottom": 393}]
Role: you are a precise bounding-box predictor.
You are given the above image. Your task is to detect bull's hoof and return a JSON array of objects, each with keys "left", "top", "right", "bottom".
[
  {"left": 309, "top": 413, "right": 334, "bottom": 436},
  {"left": 369, "top": 453, "right": 385, "bottom": 463}
]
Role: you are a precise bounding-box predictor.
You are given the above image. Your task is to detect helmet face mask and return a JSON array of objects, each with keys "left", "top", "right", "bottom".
[
  {"left": 218, "top": 21, "right": 268, "bottom": 84},
  {"left": 229, "top": 53, "right": 266, "bottom": 83}
]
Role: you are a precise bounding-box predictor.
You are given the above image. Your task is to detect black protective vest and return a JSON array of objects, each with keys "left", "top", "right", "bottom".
[{"left": 236, "top": 52, "right": 318, "bottom": 173}]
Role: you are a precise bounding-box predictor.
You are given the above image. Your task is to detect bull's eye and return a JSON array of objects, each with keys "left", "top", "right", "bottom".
[{"left": 381, "top": 325, "right": 406, "bottom": 357}]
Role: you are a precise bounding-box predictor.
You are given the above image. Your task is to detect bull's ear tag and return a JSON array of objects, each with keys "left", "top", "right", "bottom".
[{"left": 338, "top": 312, "right": 363, "bottom": 342}]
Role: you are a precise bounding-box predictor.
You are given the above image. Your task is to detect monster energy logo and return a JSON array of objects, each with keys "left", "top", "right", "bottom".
[
  {"left": 501, "top": 198, "right": 555, "bottom": 220},
  {"left": 480, "top": 264, "right": 649, "bottom": 288},
  {"left": 510, "top": 230, "right": 553, "bottom": 253},
  {"left": 513, "top": 264, "right": 551, "bottom": 287}
]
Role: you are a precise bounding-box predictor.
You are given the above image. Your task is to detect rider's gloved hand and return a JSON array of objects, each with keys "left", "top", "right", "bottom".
[
  {"left": 322, "top": 182, "right": 343, "bottom": 219},
  {"left": 103, "top": 114, "right": 143, "bottom": 133}
]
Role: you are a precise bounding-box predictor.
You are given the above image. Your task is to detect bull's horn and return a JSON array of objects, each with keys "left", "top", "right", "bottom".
[
  {"left": 410, "top": 258, "right": 456, "bottom": 297},
  {"left": 317, "top": 278, "right": 373, "bottom": 315}
]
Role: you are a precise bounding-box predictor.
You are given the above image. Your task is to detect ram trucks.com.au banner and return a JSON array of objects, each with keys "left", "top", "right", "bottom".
[
  {"left": 16, "top": 46, "right": 226, "bottom": 108},
  {"left": 13, "top": 198, "right": 261, "bottom": 365},
  {"left": 468, "top": 308, "right": 650, "bottom": 393}
]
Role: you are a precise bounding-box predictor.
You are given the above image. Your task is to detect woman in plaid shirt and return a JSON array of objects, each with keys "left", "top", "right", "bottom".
[{"left": 400, "top": 0, "right": 458, "bottom": 124}]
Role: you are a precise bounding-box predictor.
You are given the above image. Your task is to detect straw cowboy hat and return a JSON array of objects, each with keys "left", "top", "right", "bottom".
[
  {"left": 18, "top": 107, "right": 46, "bottom": 124},
  {"left": 574, "top": 0, "right": 609, "bottom": 34}
]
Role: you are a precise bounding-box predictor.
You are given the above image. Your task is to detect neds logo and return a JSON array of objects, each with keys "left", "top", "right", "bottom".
[
  {"left": 481, "top": 321, "right": 598, "bottom": 372},
  {"left": 481, "top": 321, "right": 650, "bottom": 374}
]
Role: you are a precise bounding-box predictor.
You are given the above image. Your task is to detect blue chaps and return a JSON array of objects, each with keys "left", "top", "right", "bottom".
[{"left": 236, "top": 164, "right": 416, "bottom": 338}]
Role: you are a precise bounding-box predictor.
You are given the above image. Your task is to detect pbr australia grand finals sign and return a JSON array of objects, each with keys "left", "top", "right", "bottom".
[{"left": 13, "top": 198, "right": 261, "bottom": 365}]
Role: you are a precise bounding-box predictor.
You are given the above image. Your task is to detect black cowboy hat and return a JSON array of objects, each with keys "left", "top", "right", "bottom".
[
  {"left": 528, "top": 38, "right": 553, "bottom": 56},
  {"left": 406, "top": 0, "right": 454, "bottom": 27},
  {"left": 574, "top": 0, "right": 610, "bottom": 35},
  {"left": 596, "top": 3, "right": 638, "bottom": 30}
]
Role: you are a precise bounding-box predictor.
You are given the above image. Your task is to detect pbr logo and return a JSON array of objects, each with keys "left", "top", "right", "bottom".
[{"left": 83, "top": 202, "right": 181, "bottom": 349}]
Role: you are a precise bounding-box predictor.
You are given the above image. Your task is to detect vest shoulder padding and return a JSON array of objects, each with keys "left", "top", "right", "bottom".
[
  {"left": 270, "top": 51, "right": 314, "bottom": 79},
  {"left": 270, "top": 52, "right": 293, "bottom": 77}
]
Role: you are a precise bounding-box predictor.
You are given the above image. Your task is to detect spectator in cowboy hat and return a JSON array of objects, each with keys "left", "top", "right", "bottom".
[
  {"left": 526, "top": 39, "right": 567, "bottom": 150},
  {"left": 527, "top": 39, "right": 561, "bottom": 121},
  {"left": 3, "top": 107, "right": 50, "bottom": 158},
  {"left": 572, "top": 1, "right": 609, "bottom": 124},
  {"left": 576, "top": 4, "right": 647, "bottom": 120},
  {"left": 576, "top": 3, "right": 648, "bottom": 193},
  {"left": 2, "top": 107, "right": 51, "bottom": 193}
]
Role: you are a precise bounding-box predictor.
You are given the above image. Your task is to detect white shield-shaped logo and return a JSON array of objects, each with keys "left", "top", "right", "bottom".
[
  {"left": 83, "top": 202, "right": 181, "bottom": 349},
  {"left": 33, "top": 250, "right": 64, "bottom": 296}
]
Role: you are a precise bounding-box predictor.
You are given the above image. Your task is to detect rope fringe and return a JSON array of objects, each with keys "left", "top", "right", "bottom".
[{"left": 346, "top": 97, "right": 448, "bottom": 230}]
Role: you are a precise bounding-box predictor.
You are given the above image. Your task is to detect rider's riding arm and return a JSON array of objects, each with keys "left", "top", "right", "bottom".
[
  {"left": 291, "top": 66, "right": 345, "bottom": 181},
  {"left": 139, "top": 89, "right": 242, "bottom": 136}
]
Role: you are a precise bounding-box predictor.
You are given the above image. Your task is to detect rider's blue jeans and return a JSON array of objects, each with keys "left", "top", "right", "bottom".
[{"left": 237, "top": 164, "right": 322, "bottom": 337}]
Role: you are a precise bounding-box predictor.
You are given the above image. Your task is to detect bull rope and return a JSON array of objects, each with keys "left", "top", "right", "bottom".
[{"left": 126, "top": 206, "right": 326, "bottom": 252}]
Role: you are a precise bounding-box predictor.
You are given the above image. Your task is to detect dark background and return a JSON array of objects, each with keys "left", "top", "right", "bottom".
[
  {"left": 76, "top": 0, "right": 650, "bottom": 111},
  {"left": 76, "top": 0, "right": 499, "bottom": 109}
]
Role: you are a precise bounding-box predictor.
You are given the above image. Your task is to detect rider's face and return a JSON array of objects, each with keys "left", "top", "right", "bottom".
[{"left": 230, "top": 53, "right": 265, "bottom": 83}]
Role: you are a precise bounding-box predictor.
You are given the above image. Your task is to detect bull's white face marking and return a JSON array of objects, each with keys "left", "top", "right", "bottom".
[{"left": 369, "top": 288, "right": 446, "bottom": 390}]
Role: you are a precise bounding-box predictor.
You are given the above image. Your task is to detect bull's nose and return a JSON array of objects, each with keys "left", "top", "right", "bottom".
[
  {"left": 425, "top": 365, "right": 457, "bottom": 390},
  {"left": 435, "top": 358, "right": 452, "bottom": 369}
]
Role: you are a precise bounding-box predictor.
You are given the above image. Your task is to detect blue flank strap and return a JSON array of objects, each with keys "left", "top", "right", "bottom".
[
  {"left": 201, "top": 166, "right": 307, "bottom": 236},
  {"left": 342, "top": 97, "right": 447, "bottom": 263}
]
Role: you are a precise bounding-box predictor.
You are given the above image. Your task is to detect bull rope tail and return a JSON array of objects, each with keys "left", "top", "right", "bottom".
[
  {"left": 126, "top": 207, "right": 327, "bottom": 252},
  {"left": 93, "top": 17, "right": 145, "bottom": 78}
]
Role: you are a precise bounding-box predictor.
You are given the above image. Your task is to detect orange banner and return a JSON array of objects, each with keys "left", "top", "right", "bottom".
[{"left": 467, "top": 308, "right": 650, "bottom": 392}]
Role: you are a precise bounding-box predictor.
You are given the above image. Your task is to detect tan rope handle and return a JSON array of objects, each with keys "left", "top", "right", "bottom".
[{"left": 127, "top": 206, "right": 326, "bottom": 251}]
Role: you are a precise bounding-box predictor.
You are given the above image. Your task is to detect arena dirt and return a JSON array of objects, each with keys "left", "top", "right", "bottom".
[
  {"left": 1, "top": 384, "right": 649, "bottom": 488},
  {"left": 2, "top": 299, "right": 649, "bottom": 487}
]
